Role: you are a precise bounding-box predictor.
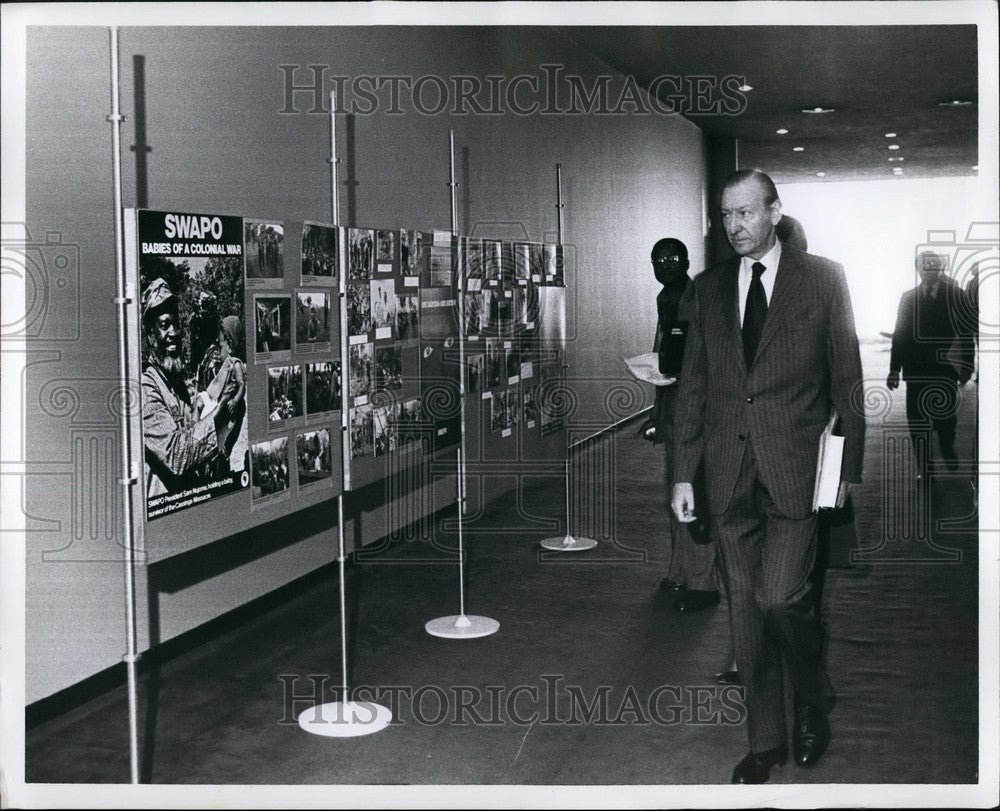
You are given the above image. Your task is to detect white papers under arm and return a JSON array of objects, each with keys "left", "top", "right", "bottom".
[
  {"left": 812, "top": 410, "right": 844, "bottom": 511},
  {"left": 624, "top": 352, "right": 676, "bottom": 387}
]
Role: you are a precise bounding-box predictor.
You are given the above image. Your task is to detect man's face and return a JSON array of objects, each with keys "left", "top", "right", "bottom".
[
  {"left": 721, "top": 179, "right": 782, "bottom": 260},
  {"left": 917, "top": 253, "right": 946, "bottom": 286},
  {"left": 149, "top": 310, "right": 182, "bottom": 373},
  {"left": 651, "top": 247, "right": 687, "bottom": 285}
]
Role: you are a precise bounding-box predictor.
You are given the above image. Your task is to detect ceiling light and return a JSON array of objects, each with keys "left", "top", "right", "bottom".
[
  {"left": 888, "top": 144, "right": 900, "bottom": 150},
  {"left": 802, "top": 107, "right": 834, "bottom": 114},
  {"left": 885, "top": 132, "right": 897, "bottom": 138},
  {"left": 816, "top": 172, "right": 826, "bottom": 177},
  {"left": 888, "top": 157, "right": 904, "bottom": 162},
  {"left": 892, "top": 168, "right": 904, "bottom": 174},
  {"left": 738, "top": 83, "right": 753, "bottom": 92},
  {"left": 793, "top": 146, "right": 805, "bottom": 152},
  {"left": 972, "top": 165, "right": 979, "bottom": 171},
  {"left": 776, "top": 128, "right": 789, "bottom": 135},
  {"left": 938, "top": 99, "right": 973, "bottom": 107}
]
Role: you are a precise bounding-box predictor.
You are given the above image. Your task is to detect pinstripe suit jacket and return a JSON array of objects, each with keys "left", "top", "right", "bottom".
[{"left": 673, "top": 246, "right": 865, "bottom": 519}]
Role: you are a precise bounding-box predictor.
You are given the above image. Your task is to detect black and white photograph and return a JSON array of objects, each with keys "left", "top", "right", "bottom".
[
  {"left": 266, "top": 364, "right": 302, "bottom": 425},
  {"left": 295, "top": 428, "right": 332, "bottom": 488},
  {"left": 506, "top": 341, "right": 521, "bottom": 384},
  {"left": 348, "top": 342, "right": 373, "bottom": 402},
  {"left": 304, "top": 360, "right": 341, "bottom": 416},
  {"left": 346, "top": 283, "right": 372, "bottom": 342},
  {"left": 244, "top": 219, "right": 284, "bottom": 285},
  {"left": 300, "top": 221, "right": 338, "bottom": 284},
  {"left": 428, "top": 243, "right": 454, "bottom": 287},
  {"left": 249, "top": 436, "right": 290, "bottom": 504},
  {"left": 514, "top": 241, "right": 530, "bottom": 283},
  {"left": 376, "top": 228, "right": 395, "bottom": 274},
  {"left": 399, "top": 228, "right": 422, "bottom": 285},
  {"left": 136, "top": 212, "right": 250, "bottom": 519},
  {"left": 483, "top": 239, "right": 502, "bottom": 286},
  {"left": 374, "top": 345, "right": 403, "bottom": 393},
  {"left": 252, "top": 294, "right": 292, "bottom": 360},
  {"left": 523, "top": 383, "right": 539, "bottom": 428},
  {"left": 466, "top": 352, "right": 484, "bottom": 395},
  {"left": 348, "top": 226, "right": 374, "bottom": 281},
  {"left": 370, "top": 278, "right": 397, "bottom": 340},
  {"left": 395, "top": 398, "right": 425, "bottom": 448},
  {"left": 294, "top": 290, "right": 331, "bottom": 351},
  {"left": 8, "top": 5, "right": 999, "bottom": 810},
  {"left": 396, "top": 294, "right": 419, "bottom": 342},
  {"left": 349, "top": 404, "right": 374, "bottom": 459},
  {"left": 489, "top": 388, "right": 505, "bottom": 434},
  {"left": 485, "top": 337, "right": 504, "bottom": 390},
  {"left": 461, "top": 236, "right": 484, "bottom": 292},
  {"left": 372, "top": 405, "right": 396, "bottom": 457}
]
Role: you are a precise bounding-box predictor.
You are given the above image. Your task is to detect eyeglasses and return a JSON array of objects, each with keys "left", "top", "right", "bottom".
[{"left": 652, "top": 255, "right": 684, "bottom": 265}]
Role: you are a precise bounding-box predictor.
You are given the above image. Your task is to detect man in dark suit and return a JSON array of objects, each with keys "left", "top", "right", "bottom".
[
  {"left": 671, "top": 169, "right": 865, "bottom": 784},
  {"left": 648, "top": 238, "right": 720, "bottom": 612},
  {"left": 887, "top": 251, "right": 975, "bottom": 479}
]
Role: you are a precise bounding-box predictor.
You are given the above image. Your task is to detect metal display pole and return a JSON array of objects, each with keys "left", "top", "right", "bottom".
[
  {"left": 540, "top": 164, "right": 597, "bottom": 552},
  {"left": 425, "top": 129, "right": 499, "bottom": 639},
  {"left": 298, "top": 90, "right": 391, "bottom": 736},
  {"left": 108, "top": 25, "right": 142, "bottom": 784}
]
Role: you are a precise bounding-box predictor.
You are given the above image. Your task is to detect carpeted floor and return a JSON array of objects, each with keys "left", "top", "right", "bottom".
[{"left": 24, "top": 344, "right": 982, "bottom": 786}]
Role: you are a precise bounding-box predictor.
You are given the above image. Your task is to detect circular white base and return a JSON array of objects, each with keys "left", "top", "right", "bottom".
[
  {"left": 297, "top": 700, "right": 392, "bottom": 737},
  {"left": 425, "top": 614, "right": 500, "bottom": 638},
  {"left": 540, "top": 533, "right": 598, "bottom": 551}
]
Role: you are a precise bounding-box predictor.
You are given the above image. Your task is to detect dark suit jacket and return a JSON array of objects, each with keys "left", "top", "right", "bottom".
[
  {"left": 889, "top": 277, "right": 975, "bottom": 381},
  {"left": 673, "top": 246, "right": 865, "bottom": 519}
]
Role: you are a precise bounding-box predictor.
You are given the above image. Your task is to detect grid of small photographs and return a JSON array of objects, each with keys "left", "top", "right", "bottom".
[
  {"left": 244, "top": 219, "right": 341, "bottom": 508},
  {"left": 459, "top": 238, "right": 564, "bottom": 444}
]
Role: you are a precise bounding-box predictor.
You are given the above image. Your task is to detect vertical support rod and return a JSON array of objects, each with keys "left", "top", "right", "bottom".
[
  {"left": 109, "top": 25, "right": 140, "bottom": 785},
  {"left": 556, "top": 163, "right": 564, "bottom": 246},
  {"left": 330, "top": 89, "right": 350, "bottom": 701},
  {"left": 329, "top": 91, "right": 339, "bottom": 226},
  {"left": 448, "top": 129, "right": 466, "bottom": 616}
]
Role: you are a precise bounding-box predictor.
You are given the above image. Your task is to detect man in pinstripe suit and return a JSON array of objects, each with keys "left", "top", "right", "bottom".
[{"left": 671, "top": 169, "right": 865, "bottom": 784}]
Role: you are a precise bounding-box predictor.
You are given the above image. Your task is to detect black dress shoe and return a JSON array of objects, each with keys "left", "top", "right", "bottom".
[
  {"left": 659, "top": 578, "right": 685, "bottom": 591},
  {"left": 673, "top": 589, "right": 720, "bottom": 612},
  {"left": 731, "top": 743, "right": 788, "bottom": 784},
  {"left": 715, "top": 668, "right": 740, "bottom": 686},
  {"left": 793, "top": 703, "right": 831, "bottom": 767}
]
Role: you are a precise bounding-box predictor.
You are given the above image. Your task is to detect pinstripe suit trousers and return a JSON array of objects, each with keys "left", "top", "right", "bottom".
[{"left": 713, "top": 437, "right": 833, "bottom": 752}]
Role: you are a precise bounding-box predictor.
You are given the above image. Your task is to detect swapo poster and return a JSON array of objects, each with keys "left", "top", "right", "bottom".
[{"left": 137, "top": 210, "right": 250, "bottom": 519}]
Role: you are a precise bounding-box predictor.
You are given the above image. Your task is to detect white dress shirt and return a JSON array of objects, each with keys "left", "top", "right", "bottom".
[{"left": 738, "top": 239, "right": 782, "bottom": 326}]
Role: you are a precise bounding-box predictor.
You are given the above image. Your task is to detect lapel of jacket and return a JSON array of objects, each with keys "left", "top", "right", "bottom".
[
  {"left": 717, "top": 257, "right": 744, "bottom": 370},
  {"left": 752, "top": 247, "right": 803, "bottom": 367}
]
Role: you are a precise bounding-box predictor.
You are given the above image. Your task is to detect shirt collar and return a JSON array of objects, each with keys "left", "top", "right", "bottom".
[{"left": 741, "top": 238, "right": 782, "bottom": 277}]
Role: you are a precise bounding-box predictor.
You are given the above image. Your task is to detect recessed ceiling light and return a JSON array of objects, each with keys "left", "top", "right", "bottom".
[
  {"left": 738, "top": 83, "right": 753, "bottom": 92},
  {"left": 938, "top": 99, "right": 973, "bottom": 107},
  {"left": 892, "top": 167, "right": 904, "bottom": 174},
  {"left": 802, "top": 106, "right": 834, "bottom": 114},
  {"left": 885, "top": 132, "right": 897, "bottom": 138},
  {"left": 888, "top": 157, "right": 904, "bottom": 162},
  {"left": 793, "top": 146, "right": 805, "bottom": 152},
  {"left": 816, "top": 172, "right": 826, "bottom": 177},
  {"left": 888, "top": 144, "right": 900, "bottom": 150},
  {"left": 776, "top": 128, "right": 789, "bottom": 135},
  {"left": 972, "top": 165, "right": 979, "bottom": 171}
]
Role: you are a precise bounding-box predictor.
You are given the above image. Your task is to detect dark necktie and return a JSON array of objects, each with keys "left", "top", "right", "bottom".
[{"left": 742, "top": 261, "right": 768, "bottom": 370}]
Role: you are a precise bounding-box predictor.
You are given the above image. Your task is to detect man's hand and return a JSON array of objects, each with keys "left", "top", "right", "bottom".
[
  {"left": 836, "top": 480, "right": 852, "bottom": 509},
  {"left": 886, "top": 370, "right": 900, "bottom": 390},
  {"left": 671, "top": 482, "right": 696, "bottom": 523}
]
